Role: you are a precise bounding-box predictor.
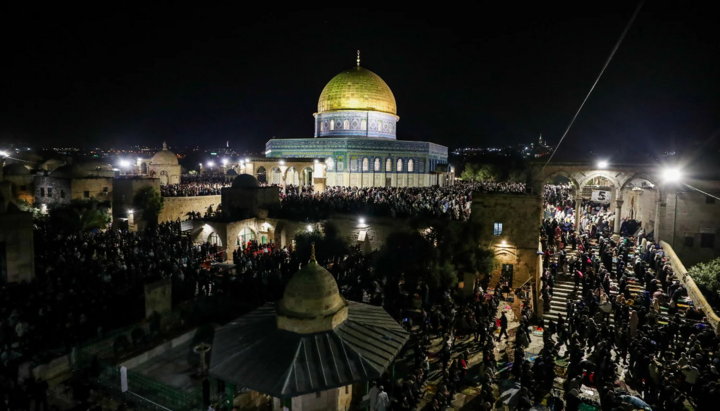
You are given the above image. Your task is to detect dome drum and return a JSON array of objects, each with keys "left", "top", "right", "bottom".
[{"left": 314, "top": 110, "right": 398, "bottom": 139}]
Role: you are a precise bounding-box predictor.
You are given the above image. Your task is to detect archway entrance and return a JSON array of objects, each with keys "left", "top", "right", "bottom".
[
  {"left": 302, "top": 167, "right": 313, "bottom": 186},
  {"left": 207, "top": 232, "right": 222, "bottom": 247},
  {"left": 236, "top": 227, "right": 256, "bottom": 249},
  {"left": 141, "top": 162, "right": 148, "bottom": 174},
  {"left": 286, "top": 167, "right": 299, "bottom": 186},
  {"left": 256, "top": 166, "right": 267, "bottom": 184},
  {"left": 269, "top": 167, "right": 282, "bottom": 185},
  {"left": 159, "top": 170, "right": 169, "bottom": 185}
]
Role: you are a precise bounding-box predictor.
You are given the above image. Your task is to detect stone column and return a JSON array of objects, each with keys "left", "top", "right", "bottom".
[
  {"left": 282, "top": 176, "right": 287, "bottom": 195},
  {"left": 614, "top": 200, "right": 624, "bottom": 234}
]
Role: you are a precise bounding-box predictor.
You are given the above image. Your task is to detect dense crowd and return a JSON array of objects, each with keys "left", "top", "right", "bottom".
[
  {"left": 160, "top": 182, "right": 231, "bottom": 197},
  {"left": 279, "top": 181, "right": 531, "bottom": 221},
  {"left": 0, "top": 221, "right": 232, "bottom": 402},
  {"left": 533, "top": 190, "right": 720, "bottom": 411}
]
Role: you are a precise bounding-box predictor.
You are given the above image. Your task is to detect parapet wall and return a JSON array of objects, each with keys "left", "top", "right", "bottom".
[
  {"left": 660, "top": 240, "right": 720, "bottom": 334},
  {"left": 159, "top": 195, "right": 222, "bottom": 222}
]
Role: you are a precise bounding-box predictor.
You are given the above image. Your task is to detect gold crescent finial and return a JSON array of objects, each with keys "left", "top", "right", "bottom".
[
  {"left": 357, "top": 50, "right": 360, "bottom": 67},
  {"left": 310, "top": 241, "right": 317, "bottom": 264}
]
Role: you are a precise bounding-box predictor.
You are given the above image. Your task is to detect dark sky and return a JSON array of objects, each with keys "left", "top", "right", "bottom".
[{"left": 3, "top": 3, "right": 719, "bottom": 154}]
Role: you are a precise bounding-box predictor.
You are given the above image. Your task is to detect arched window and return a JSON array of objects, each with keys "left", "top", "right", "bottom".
[
  {"left": 337, "top": 156, "right": 344, "bottom": 171},
  {"left": 374, "top": 158, "right": 381, "bottom": 172},
  {"left": 321, "top": 122, "right": 326, "bottom": 131},
  {"left": 330, "top": 120, "right": 335, "bottom": 130},
  {"left": 378, "top": 120, "right": 383, "bottom": 131},
  {"left": 386, "top": 158, "right": 392, "bottom": 172},
  {"left": 326, "top": 157, "right": 334, "bottom": 171},
  {"left": 362, "top": 158, "right": 369, "bottom": 172},
  {"left": 397, "top": 158, "right": 403, "bottom": 172},
  {"left": 343, "top": 120, "right": 349, "bottom": 130},
  {"left": 408, "top": 159, "right": 414, "bottom": 172},
  {"left": 361, "top": 119, "right": 367, "bottom": 130}
]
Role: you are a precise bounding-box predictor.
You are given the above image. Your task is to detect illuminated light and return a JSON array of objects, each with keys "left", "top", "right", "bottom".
[
  {"left": 0, "top": 150, "right": 8, "bottom": 156},
  {"left": 314, "top": 159, "right": 319, "bottom": 164},
  {"left": 279, "top": 160, "right": 285, "bottom": 165},
  {"left": 137, "top": 157, "right": 142, "bottom": 161},
  {"left": 598, "top": 161, "right": 608, "bottom": 169},
  {"left": 265, "top": 150, "right": 271, "bottom": 155},
  {"left": 501, "top": 240, "right": 507, "bottom": 246},
  {"left": 359, "top": 218, "right": 365, "bottom": 225},
  {"left": 204, "top": 224, "right": 210, "bottom": 229},
  {"left": 128, "top": 209, "right": 134, "bottom": 214},
  {"left": 662, "top": 168, "right": 682, "bottom": 182},
  {"left": 306, "top": 225, "right": 313, "bottom": 232},
  {"left": 207, "top": 161, "right": 215, "bottom": 167},
  {"left": 119, "top": 160, "right": 130, "bottom": 167},
  {"left": 222, "top": 159, "right": 228, "bottom": 165},
  {"left": 245, "top": 158, "right": 250, "bottom": 162}
]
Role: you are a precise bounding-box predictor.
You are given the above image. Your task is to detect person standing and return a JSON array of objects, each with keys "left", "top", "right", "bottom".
[
  {"left": 375, "top": 386, "right": 390, "bottom": 411},
  {"left": 498, "top": 312, "right": 509, "bottom": 341},
  {"left": 369, "top": 381, "right": 380, "bottom": 411}
]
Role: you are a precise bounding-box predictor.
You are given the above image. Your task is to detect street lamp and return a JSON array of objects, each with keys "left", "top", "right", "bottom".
[
  {"left": 662, "top": 168, "right": 681, "bottom": 182},
  {"left": 222, "top": 159, "right": 228, "bottom": 166},
  {"left": 306, "top": 224, "right": 313, "bottom": 232},
  {"left": 119, "top": 160, "right": 130, "bottom": 168},
  {"left": 597, "top": 161, "right": 608, "bottom": 169},
  {"left": 0, "top": 151, "right": 7, "bottom": 157},
  {"left": 207, "top": 161, "right": 215, "bottom": 167}
]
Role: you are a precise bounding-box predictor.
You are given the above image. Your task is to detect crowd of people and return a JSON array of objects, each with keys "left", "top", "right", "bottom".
[
  {"left": 279, "top": 181, "right": 535, "bottom": 221},
  {"left": 532, "top": 191, "right": 720, "bottom": 411}
]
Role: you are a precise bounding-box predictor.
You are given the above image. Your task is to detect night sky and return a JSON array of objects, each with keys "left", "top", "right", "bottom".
[{"left": 4, "top": 3, "right": 719, "bottom": 155}]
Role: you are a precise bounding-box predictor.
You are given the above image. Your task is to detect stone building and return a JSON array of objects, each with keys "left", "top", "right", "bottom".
[
  {"left": 0, "top": 183, "right": 34, "bottom": 283},
  {"left": 1, "top": 164, "right": 35, "bottom": 204},
  {"left": 264, "top": 55, "right": 453, "bottom": 188},
  {"left": 209, "top": 246, "right": 408, "bottom": 411},
  {"left": 142, "top": 142, "right": 181, "bottom": 185},
  {"left": 112, "top": 177, "right": 161, "bottom": 230},
  {"left": 221, "top": 174, "right": 280, "bottom": 219},
  {"left": 34, "top": 163, "right": 113, "bottom": 209},
  {"left": 471, "top": 193, "right": 543, "bottom": 312}
]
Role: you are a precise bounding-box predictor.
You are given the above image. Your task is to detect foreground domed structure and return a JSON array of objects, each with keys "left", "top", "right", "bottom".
[
  {"left": 264, "top": 52, "right": 454, "bottom": 188},
  {"left": 209, "top": 245, "right": 408, "bottom": 407}
]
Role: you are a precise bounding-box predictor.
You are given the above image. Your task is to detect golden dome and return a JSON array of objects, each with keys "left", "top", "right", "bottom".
[{"left": 317, "top": 67, "right": 397, "bottom": 115}]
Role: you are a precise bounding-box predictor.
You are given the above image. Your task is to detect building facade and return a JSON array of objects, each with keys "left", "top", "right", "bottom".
[{"left": 265, "top": 57, "right": 452, "bottom": 188}]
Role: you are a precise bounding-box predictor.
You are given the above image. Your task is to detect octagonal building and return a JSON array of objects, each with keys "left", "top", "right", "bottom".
[{"left": 265, "top": 53, "right": 452, "bottom": 188}]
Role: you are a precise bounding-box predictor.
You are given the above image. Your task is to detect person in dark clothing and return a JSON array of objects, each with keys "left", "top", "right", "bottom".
[{"left": 498, "top": 312, "right": 509, "bottom": 340}]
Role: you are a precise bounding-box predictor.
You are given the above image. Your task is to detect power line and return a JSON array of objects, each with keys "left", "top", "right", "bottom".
[
  {"left": 543, "top": 0, "right": 645, "bottom": 169},
  {"left": 683, "top": 183, "right": 720, "bottom": 202}
]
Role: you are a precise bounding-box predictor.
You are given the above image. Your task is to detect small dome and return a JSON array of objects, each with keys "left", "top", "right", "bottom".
[
  {"left": 231, "top": 174, "right": 259, "bottom": 188},
  {"left": 3, "top": 164, "right": 31, "bottom": 176},
  {"left": 318, "top": 66, "right": 397, "bottom": 115},
  {"left": 41, "top": 158, "right": 66, "bottom": 171},
  {"left": 150, "top": 142, "right": 179, "bottom": 165},
  {"left": 226, "top": 169, "right": 238, "bottom": 176},
  {"left": 280, "top": 260, "right": 346, "bottom": 319},
  {"left": 51, "top": 164, "right": 89, "bottom": 179}
]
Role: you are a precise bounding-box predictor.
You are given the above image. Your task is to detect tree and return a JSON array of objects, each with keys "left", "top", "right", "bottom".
[
  {"left": 460, "top": 163, "right": 499, "bottom": 182},
  {"left": 48, "top": 199, "right": 111, "bottom": 233},
  {"left": 133, "top": 186, "right": 164, "bottom": 227},
  {"left": 688, "top": 258, "right": 720, "bottom": 302},
  {"left": 293, "top": 221, "right": 349, "bottom": 265}
]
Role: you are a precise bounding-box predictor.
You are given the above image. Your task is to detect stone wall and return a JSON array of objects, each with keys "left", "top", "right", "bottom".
[
  {"left": 158, "top": 195, "right": 222, "bottom": 222},
  {"left": 660, "top": 241, "right": 719, "bottom": 334},
  {"left": 0, "top": 211, "right": 34, "bottom": 283},
  {"left": 471, "top": 194, "right": 543, "bottom": 289},
  {"left": 663, "top": 189, "right": 720, "bottom": 267}
]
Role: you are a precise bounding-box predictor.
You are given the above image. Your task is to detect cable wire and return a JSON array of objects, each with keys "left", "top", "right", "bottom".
[
  {"left": 542, "top": 0, "right": 645, "bottom": 169},
  {"left": 683, "top": 183, "right": 720, "bottom": 202}
]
